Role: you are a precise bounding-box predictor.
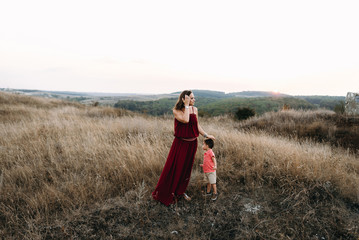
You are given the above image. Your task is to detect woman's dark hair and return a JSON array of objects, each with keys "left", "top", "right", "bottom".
[
  {"left": 173, "top": 90, "right": 192, "bottom": 110},
  {"left": 204, "top": 138, "right": 214, "bottom": 149}
]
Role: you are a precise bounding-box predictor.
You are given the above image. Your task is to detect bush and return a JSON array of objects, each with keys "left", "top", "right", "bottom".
[
  {"left": 334, "top": 100, "right": 345, "bottom": 114},
  {"left": 235, "top": 107, "right": 256, "bottom": 120}
]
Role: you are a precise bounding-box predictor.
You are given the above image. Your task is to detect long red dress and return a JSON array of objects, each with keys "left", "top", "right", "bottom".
[{"left": 152, "top": 113, "right": 199, "bottom": 206}]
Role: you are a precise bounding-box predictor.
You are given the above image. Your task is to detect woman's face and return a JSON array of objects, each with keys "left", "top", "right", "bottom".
[{"left": 189, "top": 93, "right": 195, "bottom": 106}]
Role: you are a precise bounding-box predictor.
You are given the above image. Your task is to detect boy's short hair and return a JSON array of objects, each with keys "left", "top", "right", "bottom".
[{"left": 204, "top": 138, "right": 214, "bottom": 149}]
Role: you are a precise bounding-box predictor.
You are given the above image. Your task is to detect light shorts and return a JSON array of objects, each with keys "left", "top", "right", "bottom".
[{"left": 204, "top": 172, "right": 216, "bottom": 184}]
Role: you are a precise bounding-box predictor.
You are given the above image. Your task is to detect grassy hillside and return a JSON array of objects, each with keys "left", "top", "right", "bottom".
[
  {"left": 239, "top": 109, "right": 359, "bottom": 153},
  {"left": 112, "top": 90, "right": 345, "bottom": 117},
  {"left": 298, "top": 95, "right": 346, "bottom": 108},
  {"left": 2, "top": 89, "right": 344, "bottom": 116},
  {"left": 0, "top": 92, "right": 358, "bottom": 239},
  {"left": 114, "top": 96, "right": 318, "bottom": 116},
  {"left": 198, "top": 96, "right": 316, "bottom": 116}
]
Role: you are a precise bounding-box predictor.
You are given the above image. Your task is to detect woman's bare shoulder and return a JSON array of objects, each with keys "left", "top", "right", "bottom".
[
  {"left": 173, "top": 108, "right": 181, "bottom": 113},
  {"left": 173, "top": 108, "right": 183, "bottom": 116}
]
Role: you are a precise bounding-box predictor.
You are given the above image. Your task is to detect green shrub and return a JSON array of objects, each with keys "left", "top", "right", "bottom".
[
  {"left": 235, "top": 107, "right": 255, "bottom": 120},
  {"left": 334, "top": 101, "right": 345, "bottom": 114}
]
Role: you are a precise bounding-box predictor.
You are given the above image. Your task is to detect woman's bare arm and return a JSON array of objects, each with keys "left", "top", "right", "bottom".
[
  {"left": 195, "top": 107, "right": 215, "bottom": 140},
  {"left": 173, "top": 108, "right": 190, "bottom": 123}
]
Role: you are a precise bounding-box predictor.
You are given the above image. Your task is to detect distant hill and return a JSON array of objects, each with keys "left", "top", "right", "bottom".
[
  {"left": 114, "top": 96, "right": 322, "bottom": 116},
  {"left": 114, "top": 92, "right": 345, "bottom": 116},
  {"left": 296, "top": 95, "right": 345, "bottom": 108},
  {"left": 198, "top": 96, "right": 316, "bottom": 116},
  {"left": 1, "top": 88, "right": 345, "bottom": 116},
  {"left": 173, "top": 90, "right": 229, "bottom": 98},
  {"left": 227, "top": 91, "right": 291, "bottom": 98},
  {"left": 0, "top": 88, "right": 178, "bottom": 105},
  {"left": 1, "top": 88, "right": 344, "bottom": 100},
  {"left": 175, "top": 90, "right": 291, "bottom": 98}
]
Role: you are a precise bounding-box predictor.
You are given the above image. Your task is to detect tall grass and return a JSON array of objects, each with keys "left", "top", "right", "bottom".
[
  {"left": 0, "top": 92, "right": 358, "bottom": 238},
  {"left": 240, "top": 109, "right": 359, "bottom": 152}
]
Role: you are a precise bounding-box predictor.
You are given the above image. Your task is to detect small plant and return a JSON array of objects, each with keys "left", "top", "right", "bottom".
[
  {"left": 282, "top": 104, "right": 290, "bottom": 111},
  {"left": 334, "top": 100, "right": 345, "bottom": 115},
  {"left": 235, "top": 107, "right": 255, "bottom": 120}
]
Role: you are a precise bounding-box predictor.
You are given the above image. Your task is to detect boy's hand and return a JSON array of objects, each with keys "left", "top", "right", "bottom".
[
  {"left": 213, "top": 166, "right": 217, "bottom": 170},
  {"left": 199, "top": 164, "right": 203, "bottom": 167}
]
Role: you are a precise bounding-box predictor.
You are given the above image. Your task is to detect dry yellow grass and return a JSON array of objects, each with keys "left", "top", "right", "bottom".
[
  {"left": 240, "top": 108, "right": 359, "bottom": 152},
  {"left": 0, "top": 91, "right": 358, "bottom": 238}
]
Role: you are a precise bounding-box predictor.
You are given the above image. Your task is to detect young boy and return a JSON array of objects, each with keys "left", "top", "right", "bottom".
[{"left": 200, "top": 138, "right": 218, "bottom": 201}]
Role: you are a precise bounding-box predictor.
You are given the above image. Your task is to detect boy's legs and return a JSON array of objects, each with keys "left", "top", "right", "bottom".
[
  {"left": 207, "top": 172, "right": 217, "bottom": 200},
  {"left": 203, "top": 173, "right": 211, "bottom": 195},
  {"left": 212, "top": 184, "right": 217, "bottom": 194},
  {"left": 206, "top": 183, "right": 211, "bottom": 194},
  {"left": 205, "top": 172, "right": 217, "bottom": 195}
]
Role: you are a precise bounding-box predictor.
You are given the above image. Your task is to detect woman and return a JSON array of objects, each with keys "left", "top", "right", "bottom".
[{"left": 152, "top": 90, "right": 215, "bottom": 206}]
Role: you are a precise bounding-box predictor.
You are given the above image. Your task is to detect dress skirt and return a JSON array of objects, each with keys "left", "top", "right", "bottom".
[{"left": 152, "top": 137, "right": 198, "bottom": 206}]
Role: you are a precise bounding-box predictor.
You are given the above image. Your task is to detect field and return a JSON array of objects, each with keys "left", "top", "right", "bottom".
[{"left": 0, "top": 91, "right": 358, "bottom": 239}]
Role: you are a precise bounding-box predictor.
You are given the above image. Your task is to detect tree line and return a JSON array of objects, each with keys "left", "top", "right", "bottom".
[{"left": 114, "top": 96, "right": 345, "bottom": 118}]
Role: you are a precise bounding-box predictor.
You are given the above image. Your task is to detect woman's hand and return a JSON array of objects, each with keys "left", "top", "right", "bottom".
[
  {"left": 182, "top": 95, "right": 190, "bottom": 106},
  {"left": 206, "top": 134, "right": 215, "bottom": 140}
]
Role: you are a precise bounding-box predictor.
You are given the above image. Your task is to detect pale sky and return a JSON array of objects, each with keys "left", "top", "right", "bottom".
[{"left": 1, "top": 0, "right": 358, "bottom": 96}]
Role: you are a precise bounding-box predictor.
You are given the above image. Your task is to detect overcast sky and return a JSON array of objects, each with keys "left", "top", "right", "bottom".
[{"left": 1, "top": 0, "right": 358, "bottom": 96}]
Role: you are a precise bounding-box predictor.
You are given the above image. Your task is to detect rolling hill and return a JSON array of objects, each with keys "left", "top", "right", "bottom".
[
  {"left": 1, "top": 88, "right": 345, "bottom": 117},
  {"left": 0, "top": 91, "right": 357, "bottom": 239}
]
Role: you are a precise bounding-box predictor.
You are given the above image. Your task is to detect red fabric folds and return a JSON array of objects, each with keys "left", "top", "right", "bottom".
[{"left": 152, "top": 114, "right": 199, "bottom": 206}]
